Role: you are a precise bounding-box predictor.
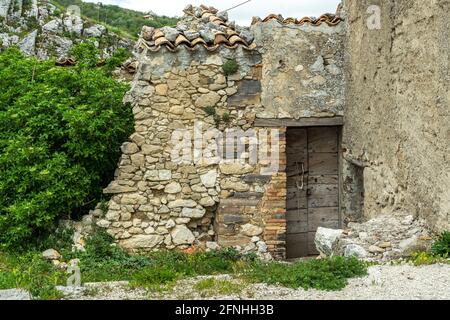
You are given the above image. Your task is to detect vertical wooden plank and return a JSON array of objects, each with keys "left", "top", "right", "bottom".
[
  {"left": 305, "top": 127, "right": 340, "bottom": 257},
  {"left": 286, "top": 128, "right": 309, "bottom": 259},
  {"left": 286, "top": 126, "right": 341, "bottom": 259}
]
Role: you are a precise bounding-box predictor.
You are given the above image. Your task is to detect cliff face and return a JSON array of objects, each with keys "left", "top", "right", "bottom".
[
  {"left": 343, "top": 0, "right": 450, "bottom": 232},
  {"left": 0, "top": 0, "right": 132, "bottom": 59}
]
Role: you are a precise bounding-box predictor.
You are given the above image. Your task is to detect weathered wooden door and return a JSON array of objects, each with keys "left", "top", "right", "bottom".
[{"left": 286, "top": 127, "right": 340, "bottom": 258}]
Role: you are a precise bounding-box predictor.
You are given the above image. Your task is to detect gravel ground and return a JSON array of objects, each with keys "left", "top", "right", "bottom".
[
  {"left": 59, "top": 281, "right": 148, "bottom": 300},
  {"left": 251, "top": 264, "right": 450, "bottom": 300},
  {"left": 63, "top": 263, "right": 450, "bottom": 300},
  {"left": 2, "top": 264, "right": 448, "bottom": 300}
]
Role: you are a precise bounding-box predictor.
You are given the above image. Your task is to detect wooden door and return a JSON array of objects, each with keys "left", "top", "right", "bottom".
[{"left": 286, "top": 127, "right": 340, "bottom": 259}]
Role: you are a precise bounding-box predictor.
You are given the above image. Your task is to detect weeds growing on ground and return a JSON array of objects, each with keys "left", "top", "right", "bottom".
[
  {"left": 0, "top": 229, "right": 370, "bottom": 299},
  {"left": 410, "top": 231, "right": 449, "bottom": 266},
  {"left": 193, "top": 278, "right": 244, "bottom": 297},
  {"left": 0, "top": 252, "right": 65, "bottom": 299},
  {"left": 431, "top": 231, "right": 450, "bottom": 257},
  {"left": 245, "top": 256, "right": 368, "bottom": 291}
]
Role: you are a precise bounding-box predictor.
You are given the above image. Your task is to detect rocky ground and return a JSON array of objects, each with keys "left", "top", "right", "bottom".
[
  {"left": 3, "top": 263, "right": 448, "bottom": 300},
  {"left": 315, "top": 214, "right": 434, "bottom": 262},
  {"left": 64, "top": 264, "right": 450, "bottom": 300},
  {"left": 0, "top": 0, "right": 132, "bottom": 59}
]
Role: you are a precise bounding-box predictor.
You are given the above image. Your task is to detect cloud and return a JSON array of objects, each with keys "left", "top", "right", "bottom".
[{"left": 84, "top": 0, "right": 341, "bottom": 26}]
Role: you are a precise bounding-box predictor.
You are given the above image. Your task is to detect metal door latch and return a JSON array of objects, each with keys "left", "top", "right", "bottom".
[{"left": 295, "top": 162, "right": 305, "bottom": 191}]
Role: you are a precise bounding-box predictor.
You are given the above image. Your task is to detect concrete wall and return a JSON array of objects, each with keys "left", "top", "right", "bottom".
[{"left": 342, "top": 0, "right": 450, "bottom": 232}]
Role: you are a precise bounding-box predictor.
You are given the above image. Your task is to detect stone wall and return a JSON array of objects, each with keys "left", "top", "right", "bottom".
[
  {"left": 99, "top": 44, "right": 284, "bottom": 258},
  {"left": 96, "top": 6, "right": 349, "bottom": 259},
  {"left": 65, "top": 2, "right": 449, "bottom": 258},
  {"left": 342, "top": 0, "right": 450, "bottom": 232},
  {"left": 251, "top": 18, "right": 346, "bottom": 119}
]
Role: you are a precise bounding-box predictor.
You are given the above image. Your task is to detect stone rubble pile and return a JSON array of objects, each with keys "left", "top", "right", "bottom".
[
  {"left": 41, "top": 247, "right": 80, "bottom": 270},
  {"left": 315, "top": 214, "right": 434, "bottom": 262}
]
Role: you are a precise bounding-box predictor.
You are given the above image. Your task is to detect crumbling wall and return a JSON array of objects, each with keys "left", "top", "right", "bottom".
[
  {"left": 343, "top": 0, "right": 450, "bottom": 232},
  {"left": 99, "top": 44, "right": 284, "bottom": 257},
  {"left": 251, "top": 18, "right": 346, "bottom": 119}
]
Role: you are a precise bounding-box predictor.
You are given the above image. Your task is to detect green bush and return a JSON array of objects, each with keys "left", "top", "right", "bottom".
[
  {"left": 431, "top": 231, "right": 450, "bottom": 257},
  {"left": 104, "top": 48, "right": 131, "bottom": 74},
  {"left": 69, "top": 40, "right": 99, "bottom": 69},
  {"left": 410, "top": 251, "right": 449, "bottom": 266},
  {"left": 0, "top": 47, "right": 134, "bottom": 249},
  {"left": 72, "top": 229, "right": 154, "bottom": 282},
  {"left": 0, "top": 251, "right": 65, "bottom": 299},
  {"left": 83, "top": 230, "right": 116, "bottom": 260},
  {"left": 222, "top": 59, "right": 239, "bottom": 76},
  {"left": 36, "top": 227, "right": 74, "bottom": 254},
  {"left": 1, "top": 240, "right": 368, "bottom": 298},
  {"left": 131, "top": 265, "right": 180, "bottom": 290}
]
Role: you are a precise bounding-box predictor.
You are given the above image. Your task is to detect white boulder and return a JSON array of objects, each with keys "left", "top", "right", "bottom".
[{"left": 314, "top": 227, "right": 344, "bottom": 256}]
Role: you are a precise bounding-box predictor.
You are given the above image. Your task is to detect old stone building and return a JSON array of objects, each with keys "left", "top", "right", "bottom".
[{"left": 95, "top": 1, "right": 449, "bottom": 260}]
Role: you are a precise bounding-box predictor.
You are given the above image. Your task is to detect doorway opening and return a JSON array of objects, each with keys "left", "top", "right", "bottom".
[{"left": 286, "top": 126, "right": 341, "bottom": 259}]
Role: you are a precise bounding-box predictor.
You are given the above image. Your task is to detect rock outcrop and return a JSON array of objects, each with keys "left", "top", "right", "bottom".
[{"left": 0, "top": 1, "right": 133, "bottom": 59}]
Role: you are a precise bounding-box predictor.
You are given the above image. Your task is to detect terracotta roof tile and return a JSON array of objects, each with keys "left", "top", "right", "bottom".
[
  {"left": 136, "top": 5, "right": 255, "bottom": 53},
  {"left": 258, "top": 13, "right": 342, "bottom": 27},
  {"left": 229, "top": 34, "right": 248, "bottom": 46},
  {"left": 122, "top": 60, "right": 138, "bottom": 74},
  {"left": 55, "top": 58, "right": 76, "bottom": 66},
  {"left": 154, "top": 37, "right": 173, "bottom": 48},
  {"left": 152, "top": 29, "right": 164, "bottom": 40},
  {"left": 136, "top": 4, "right": 341, "bottom": 54},
  {"left": 214, "top": 33, "right": 229, "bottom": 45},
  {"left": 191, "top": 37, "right": 207, "bottom": 46},
  {"left": 175, "top": 34, "right": 190, "bottom": 47}
]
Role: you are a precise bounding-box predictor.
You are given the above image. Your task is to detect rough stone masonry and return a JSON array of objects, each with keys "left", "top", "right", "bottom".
[
  {"left": 88, "top": 1, "right": 448, "bottom": 259},
  {"left": 90, "top": 4, "right": 346, "bottom": 259}
]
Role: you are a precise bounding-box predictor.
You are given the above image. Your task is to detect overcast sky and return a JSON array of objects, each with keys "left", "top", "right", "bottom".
[{"left": 84, "top": 0, "right": 342, "bottom": 26}]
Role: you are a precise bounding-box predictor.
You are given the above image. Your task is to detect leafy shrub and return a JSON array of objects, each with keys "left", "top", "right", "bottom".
[
  {"left": 431, "top": 231, "right": 450, "bottom": 257},
  {"left": 36, "top": 227, "right": 74, "bottom": 254},
  {"left": 69, "top": 40, "right": 99, "bottom": 69},
  {"left": 104, "top": 48, "right": 131, "bottom": 74},
  {"left": 1, "top": 240, "right": 368, "bottom": 298},
  {"left": 72, "top": 230, "right": 153, "bottom": 282},
  {"left": 131, "top": 265, "right": 180, "bottom": 290},
  {"left": 0, "top": 252, "right": 64, "bottom": 299},
  {"left": 222, "top": 59, "right": 239, "bottom": 76},
  {"left": 83, "top": 230, "right": 116, "bottom": 260},
  {"left": 0, "top": 47, "right": 134, "bottom": 249}
]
